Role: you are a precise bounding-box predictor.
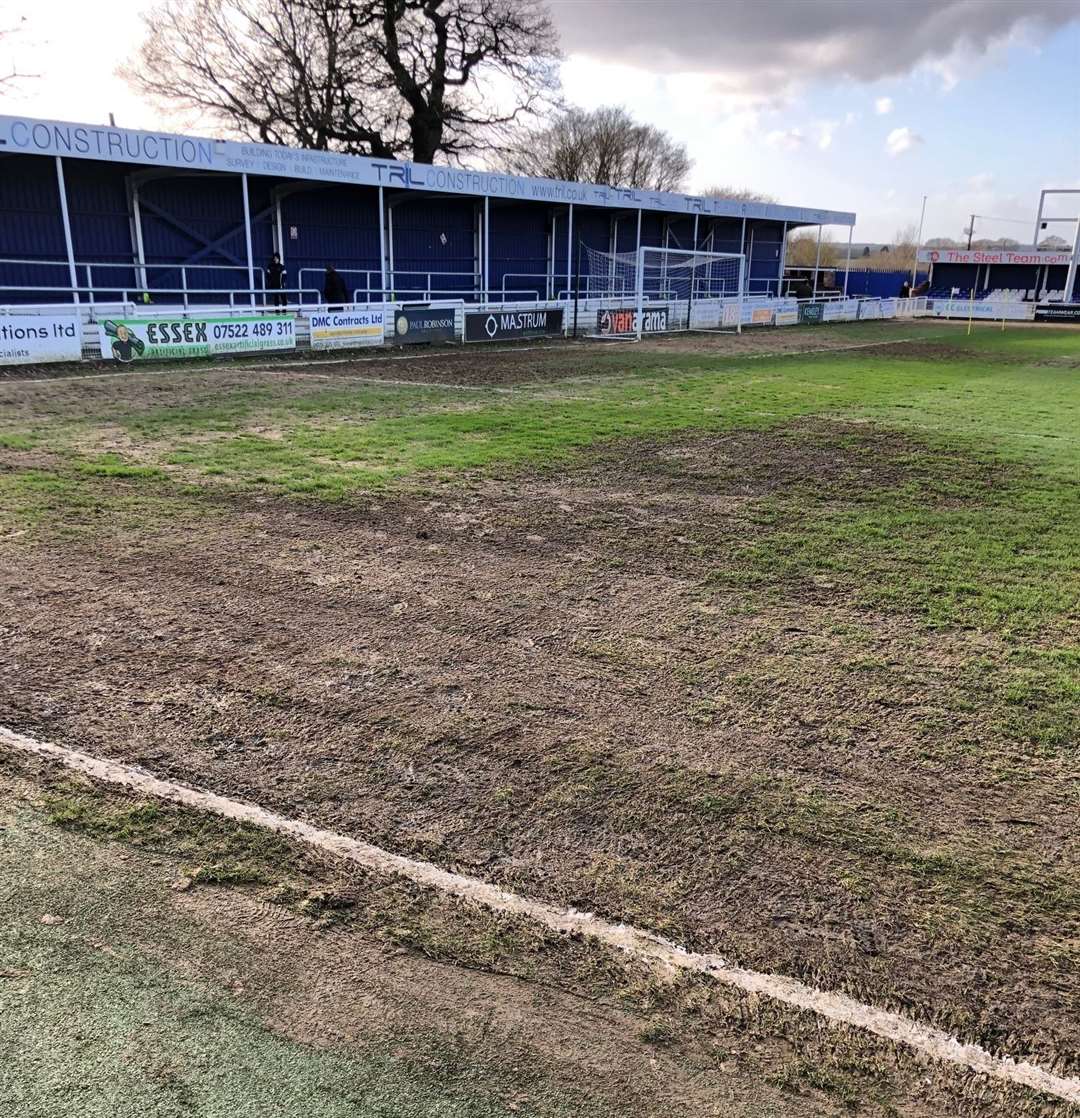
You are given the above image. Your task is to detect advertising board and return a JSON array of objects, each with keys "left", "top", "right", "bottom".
[
  {"left": 464, "top": 308, "right": 563, "bottom": 342},
  {"left": 393, "top": 307, "right": 458, "bottom": 343},
  {"left": 798, "top": 302, "right": 824, "bottom": 325},
  {"left": 1033, "top": 303, "right": 1080, "bottom": 323},
  {"left": 0, "top": 314, "right": 82, "bottom": 365},
  {"left": 308, "top": 308, "right": 384, "bottom": 349},
  {"left": 99, "top": 315, "right": 295, "bottom": 361},
  {"left": 595, "top": 307, "right": 669, "bottom": 335}
]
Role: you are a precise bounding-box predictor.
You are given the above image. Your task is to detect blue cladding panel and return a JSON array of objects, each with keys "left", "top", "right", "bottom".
[
  {"left": 0, "top": 152, "right": 861, "bottom": 307},
  {"left": 841, "top": 269, "right": 927, "bottom": 297},
  {"left": 0, "top": 155, "right": 68, "bottom": 301},
  {"left": 747, "top": 221, "right": 783, "bottom": 291},
  {"left": 392, "top": 197, "right": 475, "bottom": 296},
  {"left": 280, "top": 185, "right": 380, "bottom": 298},
  {"left": 490, "top": 203, "right": 547, "bottom": 299}
]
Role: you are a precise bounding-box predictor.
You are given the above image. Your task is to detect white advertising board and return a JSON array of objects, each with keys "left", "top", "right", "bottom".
[
  {"left": 308, "top": 308, "right": 385, "bottom": 349},
  {"left": 924, "top": 300, "right": 1036, "bottom": 321},
  {"left": 0, "top": 314, "right": 82, "bottom": 365},
  {"left": 823, "top": 299, "right": 859, "bottom": 322},
  {"left": 774, "top": 299, "right": 799, "bottom": 326}
]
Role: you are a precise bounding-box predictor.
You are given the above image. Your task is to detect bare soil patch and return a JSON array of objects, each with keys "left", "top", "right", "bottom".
[
  {"left": 0, "top": 319, "right": 926, "bottom": 387},
  {"left": 1, "top": 419, "right": 1076, "bottom": 1093}
]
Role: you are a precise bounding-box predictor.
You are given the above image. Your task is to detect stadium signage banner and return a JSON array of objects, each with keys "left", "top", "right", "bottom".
[
  {"left": 823, "top": 299, "right": 859, "bottom": 322},
  {"left": 0, "top": 314, "right": 81, "bottom": 365},
  {"left": 0, "top": 115, "right": 854, "bottom": 228},
  {"left": 924, "top": 300, "right": 1035, "bottom": 321},
  {"left": 1033, "top": 303, "right": 1080, "bottom": 323},
  {"left": 774, "top": 300, "right": 799, "bottom": 326},
  {"left": 798, "top": 303, "right": 825, "bottom": 324},
  {"left": 99, "top": 315, "right": 296, "bottom": 362},
  {"left": 393, "top": 307, "right": 458, "bottom": 344},
  {"left": 918, "top": 249, "right": 1074, "bottom": 266},
  {"left": 308, "top": 308, "right": 384, "bottom": 349},
  {"left": 464, "top": 308, "right": 563, "bottom": 342},
  {"left": 595, "top": 307, "right": 669, "bottom": 335}
]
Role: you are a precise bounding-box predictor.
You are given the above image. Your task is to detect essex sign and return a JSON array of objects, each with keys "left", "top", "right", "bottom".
[{"left": 99, "top": 315, "right": 295, "bottom": 362}]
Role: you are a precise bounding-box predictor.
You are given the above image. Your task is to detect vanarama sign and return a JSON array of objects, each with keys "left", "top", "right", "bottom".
[
  {"left": 595, "top": 307, "right": 669, "bottom": 335},
  {"left": 464, "top": 308, "right": 563, "bottom": 342}
]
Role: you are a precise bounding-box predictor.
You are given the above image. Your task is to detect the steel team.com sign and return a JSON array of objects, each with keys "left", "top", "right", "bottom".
[
  {"left": 464, "top": 308, "right": 563, "bottom": 342},
  {"left": 595, "top": 307, "right": 669, "bottom": 335},
  {"left": 99, "top": 315, "right": 296, "bottom": 361},
  {"left": 0, "top": 314, "right": 82, "bottom": 365}
]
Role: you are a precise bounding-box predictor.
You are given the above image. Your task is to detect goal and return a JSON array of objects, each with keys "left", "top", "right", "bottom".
[{"left": 580, "top": 245, "right": 745, "bottom": 338}]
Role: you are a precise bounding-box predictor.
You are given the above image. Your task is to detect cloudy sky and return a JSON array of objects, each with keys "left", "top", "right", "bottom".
[{"left": 2, "top": 0, "right": 1079, "bottom": 242}]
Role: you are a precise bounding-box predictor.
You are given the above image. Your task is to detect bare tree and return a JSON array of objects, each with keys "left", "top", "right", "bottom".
[
  {"left": 124, "top": 0, "right": 560, "bottom": 163},
  {"left": 703, "top": 184, "right": 777, "bottom": 204},
  {"left": 1, "top": 14, "right": 29, "bottom": 88},
  {"left": 509, "top": 106, "right": 691, "bottom": 192}
]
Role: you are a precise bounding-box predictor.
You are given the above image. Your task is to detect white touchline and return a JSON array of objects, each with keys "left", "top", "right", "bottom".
[{"left": 3, "top": 724, "right": 1076, "bottom": 1107}]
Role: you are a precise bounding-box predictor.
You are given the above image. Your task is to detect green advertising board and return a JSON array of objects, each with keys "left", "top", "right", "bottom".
[{"left": 99, "top": 315, "right": 296, "bottom": 362}]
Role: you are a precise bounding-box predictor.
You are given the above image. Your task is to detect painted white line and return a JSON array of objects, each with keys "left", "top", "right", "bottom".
[{"left": 2, "top": 724, "right": 1076, "bottom": 1106}]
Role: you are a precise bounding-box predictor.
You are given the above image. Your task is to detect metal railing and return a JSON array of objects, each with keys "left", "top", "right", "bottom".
[
  {"left": 0, "top": 284, "right": 320, "bottom": 312},
  {"left": 0, "top": 257, "right": 267, "bottom": 307}
]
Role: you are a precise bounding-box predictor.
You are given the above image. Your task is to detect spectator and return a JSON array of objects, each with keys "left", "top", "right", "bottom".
[
  {"left": 323, "top": 265, "right": 348, "bottom": 308},
  {"left": 266, "top": 253, "right": 287, "bottom": 307},
  {"left": 899, "top": 280, "right": 911, "bottom": 299}
]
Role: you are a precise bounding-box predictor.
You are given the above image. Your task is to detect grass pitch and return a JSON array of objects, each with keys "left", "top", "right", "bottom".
[{"left": 0, "top": 320, "right": 1078, "bottom": 1116}]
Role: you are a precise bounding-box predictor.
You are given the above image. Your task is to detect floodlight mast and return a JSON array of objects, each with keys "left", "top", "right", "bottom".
[{"left": 1033, "top": 189, "right": 1080, "bottom": 302}]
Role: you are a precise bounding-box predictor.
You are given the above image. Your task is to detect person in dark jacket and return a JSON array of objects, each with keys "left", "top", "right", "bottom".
[
  {"left": 323, "top": 265, "right": 349, "bottom": 309},
  {"left": 899, "top": 280, "right": 911, "bottom": 298},
  {"left": 267, "top": 253, "right": 287, "bottom": 307}
]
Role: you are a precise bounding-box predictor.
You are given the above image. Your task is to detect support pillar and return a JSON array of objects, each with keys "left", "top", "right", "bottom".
[
  {"left": 55, "top": 156, "right": 79, "bottom": 304},
  {"left": 378, "top": 187, "right": 387, "bottom": 301},
  {"left": 843, "top": 225, "right": 854, "bottom": 296},
  {"left": 241, "top": 173, "right": 255, "bottom": 306}
]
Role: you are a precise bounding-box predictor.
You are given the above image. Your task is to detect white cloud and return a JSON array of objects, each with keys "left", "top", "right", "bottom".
[
  {"left": 547, "top": 0, "right": 1080, "bottom": 97},
  {"left": 875, "top": 96, "right": 894, "bottom": 115},
  {"left": 765, "top": 128, "right": 806, "bottom": 151},
  {"left": 817, "top": 121, "right": 839, "bottom": 150},
  {"left": 886, "top": 126, "right": 923, "bottom": 156}
]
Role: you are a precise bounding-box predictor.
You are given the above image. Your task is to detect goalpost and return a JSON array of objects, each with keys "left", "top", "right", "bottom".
[{"left": 580, "top": 244, "right": 745, "bottom": 339}]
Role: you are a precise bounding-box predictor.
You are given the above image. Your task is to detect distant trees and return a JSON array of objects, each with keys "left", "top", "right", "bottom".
[
  {"left": 124, "top": 0, "right": 561, "bottom": 164},
  {"left": 509, "top": 106, "right": 692, "bottom": 192},
  {"left": 785, "top": 230, "right": 839, "bottom": 269}
]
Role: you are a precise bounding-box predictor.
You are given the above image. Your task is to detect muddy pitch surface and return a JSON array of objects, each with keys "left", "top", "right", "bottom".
[{"left": 2, "top": 416, "right": 1077, "bottom": 1099}]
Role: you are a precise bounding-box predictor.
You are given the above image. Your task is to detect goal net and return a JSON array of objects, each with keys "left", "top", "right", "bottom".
[{"left": 580, "top": 245, "right": 744, "bottom": 338}]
